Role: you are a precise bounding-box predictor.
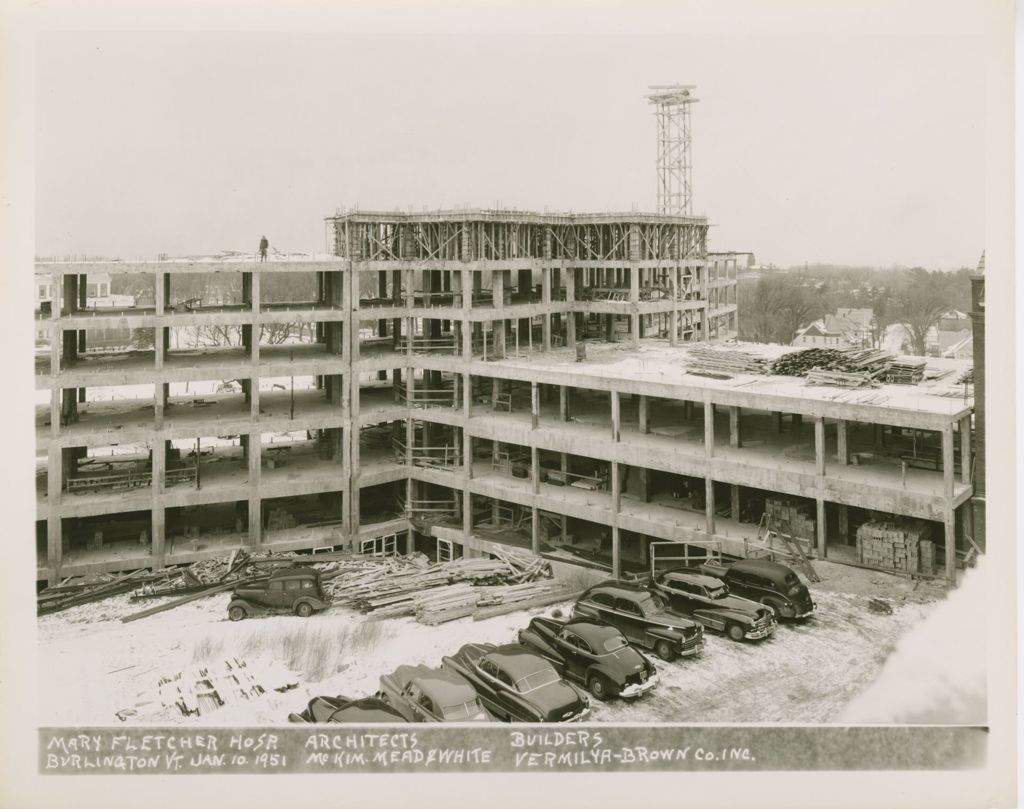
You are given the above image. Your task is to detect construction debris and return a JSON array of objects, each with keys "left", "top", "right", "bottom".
[
  {"left": 686, "top": 346, "right": 770, "bottom": 377},
  {"left": 884, "top": 358, "right": 927, "bottom": 385},
  {"left": 771, "top": 347, "right": 893, "bottom": 378},
  {"left": 153, "top": 657, "right": 297, "bottom": 717},
  {"left": 804, "top": 369, "right": 877, "bottom": 389}
]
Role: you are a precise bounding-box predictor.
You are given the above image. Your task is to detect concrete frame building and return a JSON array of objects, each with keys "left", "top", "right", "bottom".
[{"left": 34, "top": 209, "right": 974, "bottom": 586}]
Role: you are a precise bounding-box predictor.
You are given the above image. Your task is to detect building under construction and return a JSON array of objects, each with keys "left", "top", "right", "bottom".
[
  {"left": 33, "top": 207, "right": 976, "bottom": 586},
  {"left": 32, "top": 87, "right": 976, "bottom": 586}
]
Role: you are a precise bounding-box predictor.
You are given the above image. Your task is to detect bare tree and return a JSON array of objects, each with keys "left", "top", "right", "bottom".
[{"left": 888, "top": 269, "right": 949, "bottom": 356}]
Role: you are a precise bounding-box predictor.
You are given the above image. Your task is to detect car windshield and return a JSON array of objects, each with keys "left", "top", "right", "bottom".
[
  {"left": 601, "top": 635, "right": 629, "bottom": 653},
  {"left": 441, "top": 699, "right": 485, "bottom": 720},
  {"left": 515, "top": 668, "right": 560, "bottom": 693},
  {"left": 707, "top": 584, "right": 729, "bottom": 599},
  {"left": 638, "top": 593, "right": 667, "bottom": 614}
]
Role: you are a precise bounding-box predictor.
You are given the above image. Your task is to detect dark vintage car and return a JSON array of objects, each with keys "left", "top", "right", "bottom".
[
  {"left": 287, "top": 695, "right": 407, "bottom": 723},
  {"left": 648, "top": 569, "right": 777, "bottom": 641},
  {"left": 441, "top": 643, "right": 590, "bottom": 722},
  {"left": 227, "top": 568, "right": 330, "bottom": 620},
  {"left": 377, "top": 664, "right": 493, "bottom": 723},
  {"left": 571, "top": 581, "right": 704, "bottom": 661},
  {"left": 517, "top": 616, "right": 658, "bottom": 701},
  {"left": 698, "top": 558, "right": 815, "bottom": 619}
]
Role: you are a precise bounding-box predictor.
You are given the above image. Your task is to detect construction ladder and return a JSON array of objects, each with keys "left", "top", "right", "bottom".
[{"left": 757, "top": 513, "right": 821, "bottom": 583}]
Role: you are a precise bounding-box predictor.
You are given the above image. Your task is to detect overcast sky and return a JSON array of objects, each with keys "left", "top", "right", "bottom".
[{"left": 34, "top": 3, "right": 989, "bottom": 268}]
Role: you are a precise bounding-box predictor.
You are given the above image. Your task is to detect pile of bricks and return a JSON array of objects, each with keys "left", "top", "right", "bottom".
[
  {"left": 856, "top": 520, "right": 934, "bottom": 574},
  {"left": 765, "top": 498, "right": 816, "bottom": 553}
]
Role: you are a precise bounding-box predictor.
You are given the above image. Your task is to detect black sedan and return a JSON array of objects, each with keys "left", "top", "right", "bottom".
[
  {"left": 649, "top": 569, "right": 777, "bottom": 641},
  {"left": 518, "top": 616, "right": 658, "bottom": 701},
  {"left": 441, "top": 643, "right": 590, "bottom": 723},
  {"left": 287, "top": 695, "right": 407, "bottom": 723}
]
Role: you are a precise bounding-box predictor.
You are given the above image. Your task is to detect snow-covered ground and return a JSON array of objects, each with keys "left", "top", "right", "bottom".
[{"left": 36, "top": 560, "right": 975, "bottom": 726}]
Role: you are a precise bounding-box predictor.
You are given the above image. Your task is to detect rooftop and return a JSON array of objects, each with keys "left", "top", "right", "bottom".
[
  {"left": 326, "top": 207, "right": 708, "bottom": 226},
  {"left": 488, "top": 340, "right": 973, "bottom": 420}
]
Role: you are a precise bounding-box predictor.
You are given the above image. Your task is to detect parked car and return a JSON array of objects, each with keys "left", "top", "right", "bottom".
[
  {"left": 288, "top": 695, "right": 407, "bottom": 723},
  {"left": 697, "top": 558, "right": 815, "bottom": 619},
  {"left": 517, "top": 616, "right": 658, "bottom": 701},
  {"left": 441, "top": 643, "right": 590, "bottom": 722},
  {"left": 648, "top": 569, "right": 777, "bottom": 641},
  {"left": 227, "top": 568, "right": 330, "bottom": 620},
  {"left": 377, "top": 664, "right": 493, "bottom": 722},
  {"left": 571, "top": 581, "right": 704, "bottom": 661}
]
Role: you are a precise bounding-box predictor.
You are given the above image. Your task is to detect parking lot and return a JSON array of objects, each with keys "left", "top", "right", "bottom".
[{"left": 37, "top": 560, "right": 951, "bottom": 726}]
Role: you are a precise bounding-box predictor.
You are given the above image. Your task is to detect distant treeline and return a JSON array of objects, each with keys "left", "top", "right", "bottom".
[{"left": 737, "top": 265, "right": 974, "bottom": 353}]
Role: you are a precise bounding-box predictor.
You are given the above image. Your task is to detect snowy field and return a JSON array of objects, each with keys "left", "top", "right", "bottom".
[{"left": 36, "top": 559, "right": 984, "bottom": 727}]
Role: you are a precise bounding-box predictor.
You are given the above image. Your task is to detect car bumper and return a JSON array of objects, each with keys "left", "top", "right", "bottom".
[
  {"left": 792, "top": 606, "right": 815, "bottom": 619},
  {"left": 562, "top": 707, "right": 591, "bottom": 723},
  {"left": 679, "top": 639, "right": 705, "bottom": 657},
  {"left": 744, "top": 623, "right": 777, "bottom": 640},
  {"left": 620, "top": 673, "right": 659, "bottom": 699}
]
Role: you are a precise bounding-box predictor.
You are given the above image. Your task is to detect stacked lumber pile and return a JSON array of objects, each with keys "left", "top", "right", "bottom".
[
  {"left": 327, "top": 549, "right": 555, "bottom": 622},
  {"left": 805, "top": 369, "right": 877, "bottom": 389},
  {"left": 156, "top": 657, "right": 297, "bottom": 717},
  {"left": 686, "top": 347, "right": 769, "bottom": 378},
  {"left": 884, "top": 358, "right": 927, "bottom": 385},
  {"left": 856, "top": 520, "right": 934, "bottom": 574},
  {"left": 772, "top": 347, "right": 893, "bottom": 378},
  {"left": 38, "top": 569, "right": 174, "bottom": 616}
]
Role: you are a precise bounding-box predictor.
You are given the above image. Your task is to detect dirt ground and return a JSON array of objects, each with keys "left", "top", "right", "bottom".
[{"left": 36, "top": 560, "right": 956, "bottom": 726}]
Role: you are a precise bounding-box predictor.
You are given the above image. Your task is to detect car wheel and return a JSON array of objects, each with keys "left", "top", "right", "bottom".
[
  {"left": 295, "top": 602, "right": 314, "bottom": 618},
  {"left": 654, "top": 639, "right": 677, "bottom": 662},
  {"left": 587, "top": 675, "right": 612, "bottom": 701},
  {"left": 228, "top": 606, "right": 246, "bottom": 622},
  {"left": 726, "top": 623, "right": 746, "bottom": 642}
]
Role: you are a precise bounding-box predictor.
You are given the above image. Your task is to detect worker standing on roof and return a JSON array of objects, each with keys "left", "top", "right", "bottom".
[{"left": 258, "top": 235, "right": 269, "bottom": 262}]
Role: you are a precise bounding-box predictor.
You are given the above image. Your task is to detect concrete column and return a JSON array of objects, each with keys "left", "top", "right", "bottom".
[
  {"left": 959, "top": 415, "right": 971, "bottom": 483},
  {"left": 47, "top": 446, "right": 63, "bottom": 579},
  {"left": 463, "top": 491, "right": 472, "bottom": 537},
  {"left": 155, "top": 271, "right": 165, "bottom": 315},
  {"left": 250, "top": 271, "right": 260, "bottom": 315},
  {"left": 730, "top": 484, "right": 740, "bottom": 521},
  {"left": 729, "top": 406, "right": 741, "bottom": 448},
  {"left": 531, "top": 446, "right": 540, "bottom": 494},
  {"left": 816, "top": 498, "right": 826, "bottom": 558},
  {"left": 531, "top": 382, "right": 539, "bottom": 430},
  {"left": 531, "top": 506, "right": 540, "bottom": 555},
  {"left": 836, "top": 419, "right": 849, "bottom": 465},
  {"left": 638, "top": 395, "right": 649, "bottom": 434},
  {"left": 248, "top": 430, "right": 262, "bottom": 546},
  {"left": 772, "top": 411, "right": 783, "bottom": 433},
  {"left": 541, "top": 267, "right": 552, "bottom": 351},
  {"left": 944, "top": 508, "right": 956, "bottom": 582},
  {"left": 704, "top": 477, "right": 715, "bottom": 538},
  {"left": 814, "top": 417, "right": 826, "bottom": 477},
  {"left": 611, "top": 391, "right": 620, "bottom": 442},
  {"left": 559, "top": 386, "right": 569, "bottom": 421},
  {"left": 703, "top": 400, "right": 714, "bottom": 457},
  {"left": 150, "top": 440, "right": 166, "bottom": 564},
  {"left": 611, "top": 460, "right": 621, "bottom": 512},
  {"left": 942, "top": 424, "right": 955, "bottom": 498},
  {"left": 838, "top": 504, "right": 850, "bottom": 544},
  {"left": 565, "top": 269, "right": 576, "bottom": 348},
  {"left": 611, "top": 525, "right": 621, "bottom": 580},
  {"left": 638, "top": 468, "right": 650, "bottom": 503}
]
